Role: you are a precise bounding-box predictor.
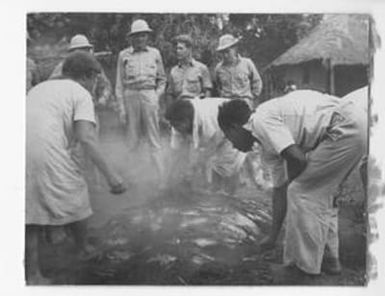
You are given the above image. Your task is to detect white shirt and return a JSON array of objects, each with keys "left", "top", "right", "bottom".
[
  {"left": 342, "top": 86, "right": 368, "bottom": 113},
  {"left": 171, "top": 98, "right": 229, "bottom": 149},
  {"left": 170, "top": 98, "right": 247, "bottom": 177},
  {"left": 26, "top": 79, "right": 96, "bottom": 225},
  {"left": 245, "top": 90, "right": 340, "bottom": 187}
]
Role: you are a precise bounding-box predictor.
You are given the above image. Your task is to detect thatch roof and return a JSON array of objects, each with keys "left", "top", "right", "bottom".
[{"left": 270, "top": 14, "right": 370, "bottom": 67}]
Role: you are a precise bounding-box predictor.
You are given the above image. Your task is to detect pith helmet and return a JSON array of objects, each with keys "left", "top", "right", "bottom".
[
  {"left": 216, "top": 34, "right": 240, "bottom": 51},
  {"left": 129, "top": 19, "right": 152, "bottom": 36},
  {"left": 68, "top": 34, "right": 93, "bottom": 51}
]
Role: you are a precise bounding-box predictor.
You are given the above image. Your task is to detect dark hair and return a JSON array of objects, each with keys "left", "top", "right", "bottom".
[
  {"left": 174, "top": 34, "right": 193, "bottom": 49},
  {"left": 165, "top": 99, "right": 194, "bottom": 123},
  {"left": 218, "top": 99, "right": 252, "bottom": 131},
  {"left": 62, "top": 51, "right": 101, "bottom": 80}
]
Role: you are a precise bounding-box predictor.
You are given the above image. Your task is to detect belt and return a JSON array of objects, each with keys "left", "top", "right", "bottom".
[
  {"left": 125, "top": 85, "right": 156, "bottom": 91},
  {"left": 178, "top": 95, "right": 199, "bottom": 100}
]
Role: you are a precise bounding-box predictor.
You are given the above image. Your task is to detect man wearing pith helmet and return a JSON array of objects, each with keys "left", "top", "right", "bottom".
[
  {"left": 214, "top": 34, "right": 262, "bottom": 109},
  {"left": 49, "top": 34, "right": 112, "bottom": 107},
  {"left": 214, "top": 34, "right": 264, "bottom": 195},
  {"left": 115, "top": 19, "right": 167, "bottom": 188},
  {"left": 50, "top": 35, "right": 94, "bottom": 79}
]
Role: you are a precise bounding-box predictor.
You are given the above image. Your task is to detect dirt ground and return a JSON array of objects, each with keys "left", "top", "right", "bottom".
[{"left": 37, "top": 109, "right": 368, "bottom": 286}]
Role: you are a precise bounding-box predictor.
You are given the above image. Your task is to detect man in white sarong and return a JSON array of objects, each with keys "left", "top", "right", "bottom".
[
  {"left": 165, "top": 98, "right": 247, "bottom": 195},
  {"left": 217, "top": 88, "right": 367, "bottom": 275},
  {"left": 26, "top": 52, "right": 126, "bottom": 284}
]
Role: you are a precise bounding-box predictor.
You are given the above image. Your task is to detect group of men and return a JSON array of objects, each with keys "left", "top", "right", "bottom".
[
  {"left": 114, "top": 19, "right": 263, "bottom": 189},
  {"left": 26, "top": 18, "right": 368, "bottom": 284},
  {"left": 25, "top": 18, "right": 264, "bottom": 284},
  {"left": 113, "top": 18, "right": 368, "bottom": 278}
]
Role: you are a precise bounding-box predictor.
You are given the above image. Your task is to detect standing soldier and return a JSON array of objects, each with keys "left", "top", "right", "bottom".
[
  {"left": 215, "top": 34, "right": 264, "bottom": 190},
  {"left": 166, "top": 34, "right": 212, "bottom": 106},
  {"left": 49, "top": 34, "right": 113, "bottom": 108},
  {"left": 214, "top": 34, "right": 262, "bottom": 109},
  {"left": 49, "top": 34, "right": 113, "bottom": 190},
  {"left": 115, "top": 19, "right": 167, "bottom": 187}
]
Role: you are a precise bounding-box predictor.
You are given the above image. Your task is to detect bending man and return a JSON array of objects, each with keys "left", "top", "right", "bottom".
[
  {"left": 218, "top": 88, "right": 367, "bottom": 275},
  {"left": 165, "top": 98, "right": 249, "bottom": 195},
  {"left": 26, "top": 52, "right": 126, "bottom": 284}
]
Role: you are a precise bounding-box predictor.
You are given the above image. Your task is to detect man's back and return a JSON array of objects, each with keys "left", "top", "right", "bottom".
[
  {"left": 342, "top": 86, "right": 368, "bottom": 112},
  {"left": 248, "top": 90, "right": 341, "bottom": 154},
  {"left": 27, "top": 79, "right": 95, "bottom": 156},
  {"left": 171, "top": 98, "right": 229, "bottom": 149}
]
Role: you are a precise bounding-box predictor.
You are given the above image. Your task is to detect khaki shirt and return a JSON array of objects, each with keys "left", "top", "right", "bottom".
[
  {"left": 215, "top": 55, "right": 262, "bottom": 101},
  {"left": 167, "top": 59, "right": 212, "bottom": 100},
  {"left": 115, "top": 46, "right": 166, "bottom": 102}
]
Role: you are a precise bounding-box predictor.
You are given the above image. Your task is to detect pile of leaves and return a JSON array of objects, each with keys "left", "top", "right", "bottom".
[{"left": 79, "top": 187, "right": 274, "bottom": 285}]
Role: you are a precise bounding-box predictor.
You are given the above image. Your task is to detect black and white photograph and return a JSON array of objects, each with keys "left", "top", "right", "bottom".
[
  {"left": 24, "top": 11, "right": 376, "bottom": 286},
  {"left": 1, "top": 1, "right": 385, "bottom": 292}
]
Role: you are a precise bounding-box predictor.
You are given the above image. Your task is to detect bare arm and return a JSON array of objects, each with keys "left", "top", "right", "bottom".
[
  {"left": 244, "top": 153, "right": 261, "bottom": 190},
  {"left": 281, "top": 144, "right": 307, "bottom": 182},
  {"left": 201, "top": 65, "right": 213, "bottom": 99},
  {"left": 169, "top": 144, "right": 191, "bottom": 182},
  {"left": 260, "top": 182, "right": 288, "bottom": 250},
  {"left": 155, "top": 51, "right": 167, "bottom": 98},
  {"left": 260, "top": 144, "right": 306, "bottom": 250},
  {"left": 203, "top": 89, "right": 212, "bottom": 98},
  {"left": 165, "top": 74, "right": 175, "bottom": 107},
  {"left": 214, "top": 65, "right": 222, "bottom": 97},
  {"left": 248, "top": 60, "right": 263, "bottom": 103},
  {"left": 195, "top": 137, "right": 218, "bottom": 166},
  {"left": 74, "top": 120, "right": 125, "bottom": 193},
  {"left": 115, "top": 52, "right": 126, "bottom": 122}
]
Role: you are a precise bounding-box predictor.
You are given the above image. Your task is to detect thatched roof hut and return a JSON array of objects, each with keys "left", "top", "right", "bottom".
[
  {"left": 263, "top": 14, "right": 371, "bottom": 98},
  {"left": 270, "top": 14, "right": 370, "bottom": 67}
]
